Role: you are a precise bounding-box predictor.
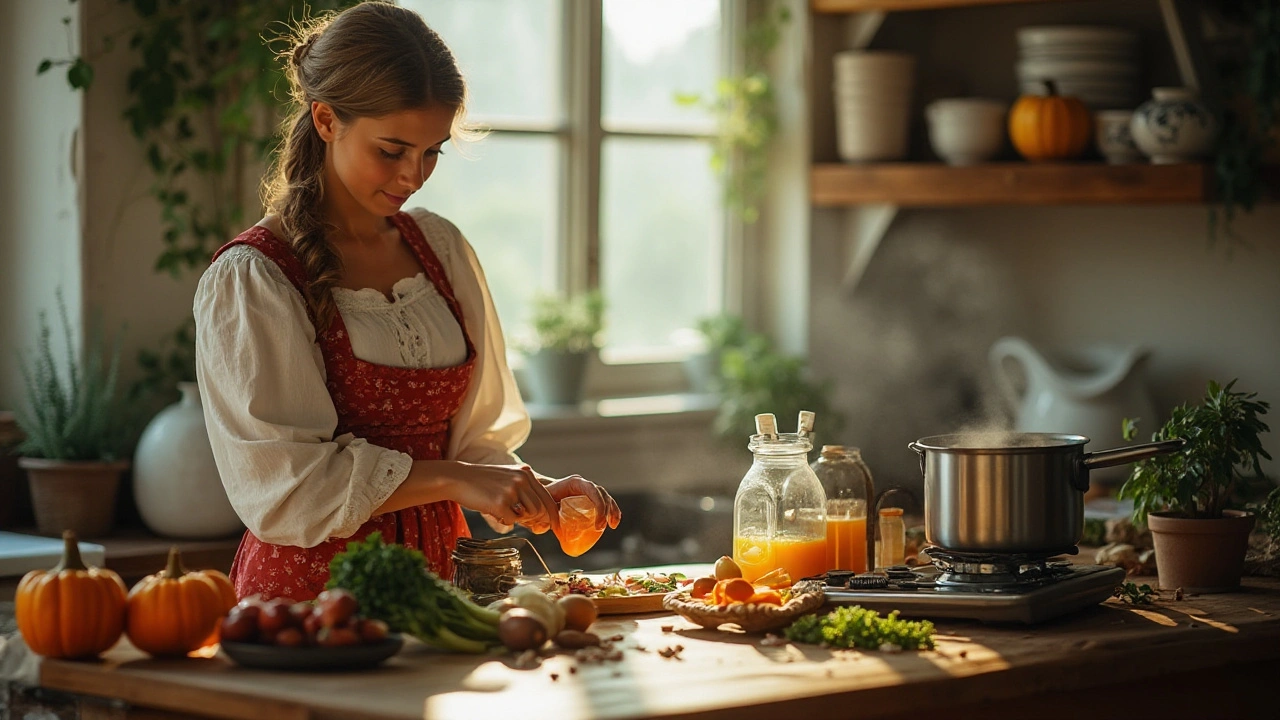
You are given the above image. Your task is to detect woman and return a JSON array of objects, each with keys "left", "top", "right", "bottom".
[{"left": 195, "top": 1, "right": 620, "bottom": 601}]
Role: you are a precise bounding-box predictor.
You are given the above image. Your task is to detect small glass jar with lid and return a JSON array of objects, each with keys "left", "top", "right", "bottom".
[
  {"left": 877, "top": 507, "right": 906, "bottom": 569},
  {"left": 811, "top": 445, "right": 874, "bottom": 573},
  {"left": 732, "top": 412, "right": 828, "bottom": 582}
]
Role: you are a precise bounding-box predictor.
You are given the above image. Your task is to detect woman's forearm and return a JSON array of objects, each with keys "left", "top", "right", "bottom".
[{"left": 372, "top": 459, "right": 468, "bottom": 515}]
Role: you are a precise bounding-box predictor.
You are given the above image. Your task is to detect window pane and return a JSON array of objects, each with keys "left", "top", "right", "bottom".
[
  {"left": 402, "top": 0, "right": 562, "bottom": 126},
  {"left": 602, "top": 0, "right": 719, "bottom": 132},
  {"left": 409, "top": 134, "right": 559, "bottom": 333},
  {"left": 600, "top": 137, "right": 722, "bottom": 352}
]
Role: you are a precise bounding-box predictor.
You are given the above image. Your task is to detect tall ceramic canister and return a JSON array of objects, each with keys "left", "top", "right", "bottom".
[
  {"left": 732, "top": 412, "right": 828, "bottom": 582},
  {"left": 989, "top": 336, "right": 1158, "bottom": 487},
  {"left": 133, "top": 382, "right": 243, "bottom": 539}
]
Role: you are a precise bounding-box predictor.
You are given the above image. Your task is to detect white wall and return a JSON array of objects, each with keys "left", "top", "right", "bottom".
[
  {"left": 809, "top": 205, "right": 1280, "bottom": 495},
  {"left": 0, "top": 0, "right": 85, "bottom": 409}
]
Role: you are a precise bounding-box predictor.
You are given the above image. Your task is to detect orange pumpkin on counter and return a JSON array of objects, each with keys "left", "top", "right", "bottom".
[
  {"left": 15, "top": 531, "right": 128, "bottom": 659},
  {"left": 1009, "top": 80, "right": 1092, "bottom": 161},
  {"left": 126, "top": 546, "right": 237, "bottom": 656}
]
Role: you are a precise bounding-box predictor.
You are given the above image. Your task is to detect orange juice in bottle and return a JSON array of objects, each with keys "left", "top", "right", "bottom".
[
  {"left": 732, "top": 412, "right": 828, "bottom": 582},
  {"left": 812, "top": 446, "right": 873, "bottom": 573}
]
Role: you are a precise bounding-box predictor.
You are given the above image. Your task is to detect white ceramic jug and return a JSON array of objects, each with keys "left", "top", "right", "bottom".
[
  {"left": 133, "top": 382, "right": 243, "bottom": 539},
  {"left": 989, "top": 336, "right": 1158, "bottom": 485}
]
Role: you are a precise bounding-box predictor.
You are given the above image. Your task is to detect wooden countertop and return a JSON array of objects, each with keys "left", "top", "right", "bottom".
[{"left": 33, "top": 576, "right": 1280, "bottom": 720}]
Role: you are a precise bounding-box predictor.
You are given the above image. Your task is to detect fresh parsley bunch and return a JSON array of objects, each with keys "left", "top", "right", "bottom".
[{"left": 785, "top": 606, "right": 935, "bottom": 651}]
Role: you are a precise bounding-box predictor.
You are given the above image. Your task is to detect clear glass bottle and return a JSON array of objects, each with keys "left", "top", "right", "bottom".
[
  {"left": 877, "top": 507, "right": 906, "bottom": 569},
  {"left": 733, "top": 412, "right": 828, "bottom": 582},
  {"left": 811, "top": 446, "right": 873, "bottom": 573}
]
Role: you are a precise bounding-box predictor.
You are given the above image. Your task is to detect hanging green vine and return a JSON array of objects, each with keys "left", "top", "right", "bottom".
[
  {"left": 1210, "top": 0, "right": 1280, "bottom": 244},
  {"left": 676, "top": 2, "right": 791, "bottom": 224},
  {"left": 40, "top": 0, "right": 358, "bottom": 408}
]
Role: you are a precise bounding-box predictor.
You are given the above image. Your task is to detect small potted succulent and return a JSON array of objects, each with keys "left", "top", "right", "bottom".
[
  {"left": 15, "top": 295, "right": 133, "bottom": 537},
  {"left": 1118, "top": 380, "right": 1270, "bottom": 592},
  {"left": 515, "top": 290, "right": 605, "bottom": 406}
]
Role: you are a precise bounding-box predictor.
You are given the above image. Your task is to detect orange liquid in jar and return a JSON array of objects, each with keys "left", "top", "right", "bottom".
[
  {"left": 826, "top": 517, "right": 868, "bottom": 573},
  {"left": 733, "top": 535, "right": 829, "bottom": 582}
]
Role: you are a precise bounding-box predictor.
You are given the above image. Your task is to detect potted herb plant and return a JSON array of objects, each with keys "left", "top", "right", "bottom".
[
  {"left": 1118, "top": 380, "right": 1271, "bottom": 592},
  {"left": 515, "top": 291, "right": 605, "bottom": 406},
  {"left": 15, "top": 296, "right": 132, "bottom": 538}
]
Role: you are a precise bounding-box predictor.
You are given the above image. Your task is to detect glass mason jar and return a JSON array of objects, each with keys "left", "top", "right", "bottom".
[
  {"left": 452, "top": 545, "right": 522, "bottom": 596},
  {"left": 733, "top": 428, "right": 828, "bottom": 582},
  {"left": 811, "top": 445, "right": 874, "bottom": 573}
]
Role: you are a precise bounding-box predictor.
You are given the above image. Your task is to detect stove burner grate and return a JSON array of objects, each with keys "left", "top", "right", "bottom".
[{"left": 926, "top": 546, "right": 1078, "bottom": 589}]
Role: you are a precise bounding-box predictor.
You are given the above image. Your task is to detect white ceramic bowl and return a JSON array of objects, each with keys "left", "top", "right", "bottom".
[
  {"left": 925, "top": 98, "right": 1008, "bottom": 166},
  {"left": 1094, "top": 110, "right": 1141, "bottom": 164},
  {"left": 1016, "top": 58, "right": 1139, "bottom": 79}
]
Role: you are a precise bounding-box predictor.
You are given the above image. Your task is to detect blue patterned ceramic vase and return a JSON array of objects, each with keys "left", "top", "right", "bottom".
[{"left": 1130, "top": 87, "right": 1216, "bottom": 164}]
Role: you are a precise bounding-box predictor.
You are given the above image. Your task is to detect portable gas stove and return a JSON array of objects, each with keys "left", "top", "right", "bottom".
[{"left": 821, "top": 547, "right": 1126, "bottom": 624}]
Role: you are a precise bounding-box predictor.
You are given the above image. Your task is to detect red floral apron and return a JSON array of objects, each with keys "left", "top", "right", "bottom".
[{"left": 211, "top": 212, "right": 473, "bottom": 601}]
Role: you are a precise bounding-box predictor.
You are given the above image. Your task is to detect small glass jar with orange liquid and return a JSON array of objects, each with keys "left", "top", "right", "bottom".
[
  {"left": 732, "top": 412, "right": 828, "bottom": 583},
  {"left": 811, "top": 446, "right": 874, "bottom": 573}
]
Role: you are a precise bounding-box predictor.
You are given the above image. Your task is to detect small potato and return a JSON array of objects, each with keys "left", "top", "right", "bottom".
[
  {"left": 557, "top": 594, "right": 598, "bottom": 633},
  {"left": 317, "top": 626, "right": 361, "bottom": 647},
  {"left": 219, "top": 608, "right": 259, "bottom": 644},
  {"left": 358, "top": 618, "right": 390, "bottom": 643},
  {"left": 303, "top": 607, "right": 325, "bottom": 639},
  {"left": 317, "top": 589, "right": 359, "bottom": 628},
  {"left": 257, "top": 599, "right": 296, "bottom": 635}
]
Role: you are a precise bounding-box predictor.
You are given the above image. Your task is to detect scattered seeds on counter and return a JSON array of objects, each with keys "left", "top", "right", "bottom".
[
  {"left": 657, "top": 645, "right": 685, "bottom": 660},
  {"left": 661, "top": 625, "right": 674, "bottom": 633},
  {"left": 550, "top": 673, "right": 559, "bottom": 682},
  {"left": 569, "top": 666, "right": 578, "bottom": 674},
  {"left": 959, "top": 650, "right": 968, "bottom": 659},
  {"left": 1188, "top": 622, "right": 1201, "bottom": 629}
]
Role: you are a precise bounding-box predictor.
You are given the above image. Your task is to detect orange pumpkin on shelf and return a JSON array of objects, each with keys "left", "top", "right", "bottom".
[
  {"left": 15, "top": 531, "right": 128, "bottom": 659},
  {"left": 1009, "top": 80, "right": 1092, "bottom": 161},
  {"left": 126, "top": 546, "right": 237, "bottom": 657}
]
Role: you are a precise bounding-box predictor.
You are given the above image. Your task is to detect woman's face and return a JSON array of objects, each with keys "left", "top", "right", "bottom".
[{"left": 312, "top": 102, "right": 455, "bottom": 221}]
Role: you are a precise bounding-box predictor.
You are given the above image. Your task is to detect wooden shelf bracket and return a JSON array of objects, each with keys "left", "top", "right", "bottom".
[{"left": 841, "top": 203, "right": 899, "bottom": 289}]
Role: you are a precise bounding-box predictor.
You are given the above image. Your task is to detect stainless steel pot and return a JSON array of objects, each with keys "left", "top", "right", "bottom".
[{"left": 908, "top": 433, "right": 1185, "bottom": 554}]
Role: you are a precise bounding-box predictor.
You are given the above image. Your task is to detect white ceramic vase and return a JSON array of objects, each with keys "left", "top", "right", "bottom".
[
  {"left": 1130, "top": 87, "right": 1217, "bottom": 164},
  {"left": 133, "top": 382, "right": 243, "bottom": 539}
]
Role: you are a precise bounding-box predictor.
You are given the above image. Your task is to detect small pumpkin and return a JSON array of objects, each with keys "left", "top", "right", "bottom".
[
  {"left": 16, "top": 530, "right": 128, "bottom": 659},
  {"left": 1009, "top": 80, "right": 1092, "bottom": 161},
  {"left": 126, "top": 546, "right": 237, "bottom": 657}
]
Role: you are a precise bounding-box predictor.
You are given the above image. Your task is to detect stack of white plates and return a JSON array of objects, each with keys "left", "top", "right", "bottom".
[
  {"left": 833, "top": 51, "right": 915, "bottom": 162},
  {"left": 1015, "top": 26, "right": 1140, "bottom": 110}
]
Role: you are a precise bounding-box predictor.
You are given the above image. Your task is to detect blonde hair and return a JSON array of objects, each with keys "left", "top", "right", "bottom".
[{"left": 263, "top": 1, "right": 471, "bottom": 331}]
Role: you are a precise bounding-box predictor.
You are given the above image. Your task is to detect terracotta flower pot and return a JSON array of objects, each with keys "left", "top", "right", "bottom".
[
  {"left": 1148, "top": 510, "right": 1256, "bottom": 593},
  {"left": 19, "top": 457, "right": 131, "bottom": 538}
]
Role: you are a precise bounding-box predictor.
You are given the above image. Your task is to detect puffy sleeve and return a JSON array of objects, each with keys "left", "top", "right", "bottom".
[
  {"left": 193, "top": 246, "right": 413, "bottom": 548},
  {"left": 408, "top": 209, "right": 532, "bottom": 467}
]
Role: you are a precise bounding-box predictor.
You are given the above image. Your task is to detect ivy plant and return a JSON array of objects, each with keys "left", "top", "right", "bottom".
[
  {"left": 1118, "top": 380, "right": 1271, "bottom": 523},
  {"left": 676, "top": 3, "right": 790, "bottom": 224},
  {"left": 39, "top": 0, "right": 358, "bottom": 407},
  {"left": 1209, "top": 0, "right": 1280, "bottom": 244}
]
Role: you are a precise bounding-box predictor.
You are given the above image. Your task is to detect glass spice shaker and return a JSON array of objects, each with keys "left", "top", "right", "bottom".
[
  {"left": 877, "top": 507, "right": 906, "bottom": 569},
  {"left": 811, "top": 445, "right": 874, "bottom": 573}
]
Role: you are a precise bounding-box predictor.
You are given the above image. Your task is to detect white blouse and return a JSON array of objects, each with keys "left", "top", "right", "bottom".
[{"left": 194, "top": 207, "right": 530, "bottom": 548}]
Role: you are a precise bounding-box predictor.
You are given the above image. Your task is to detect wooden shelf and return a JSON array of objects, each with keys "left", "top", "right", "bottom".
[
  {"left": 811, "top": 162, "right": 1215, "bottom": 207},
  {"left": 812, "top": 0, "right": 1062, "bottom": 13}
]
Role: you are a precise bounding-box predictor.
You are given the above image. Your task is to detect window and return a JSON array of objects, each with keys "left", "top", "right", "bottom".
[{"left": 401, "top": 0, "right": 729, "bottom": 378}]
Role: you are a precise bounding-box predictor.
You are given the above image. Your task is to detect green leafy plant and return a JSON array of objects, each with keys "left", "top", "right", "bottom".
[
  {"left": 785, "top": 606, "right": 935, "bottom": 651},
  {"left": 515, "top": 290, "right": 606, "bottom": 355},
  {"left": 703, "top": 318, "right": 845, "bottom": 444},
  {"left": 696, "top": 314, "right": 750, "bottom": 352},
  {"left": 676, "top": 3, "right": 790, "bottom": 223},
  {"left": 327, "top": 533, "right": 500, "bottom": 653},
  {"left": 14, "top": 293, "right": 131, "bottom": 462},
  {"left": 1113, "top": 582, "right": 1157, "bottom": 605},
  {"left": 1119, "top": 380, "right": 1271, "bottom": 523},
  {"left": 1209, "top": 1, "right": 1280, "bottom": 244},
  {"left": 1255, "top": 485, "right": 1280, "bottom": 541},
  {"left": 39, "top": 0, "right": 359, "bottom": 407}
]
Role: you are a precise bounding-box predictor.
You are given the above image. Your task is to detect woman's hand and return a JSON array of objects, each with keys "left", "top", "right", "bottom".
[
  {"left": 450, "top": 463, "right": 560, "bottom": 533},
  {"left": 543, "top": 475, "right": 622, "bottom": 531}
]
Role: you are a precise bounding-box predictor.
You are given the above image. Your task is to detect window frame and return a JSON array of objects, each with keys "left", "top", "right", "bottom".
[{"left": 455, "top": 0, "right": 746, "bottom": 396}]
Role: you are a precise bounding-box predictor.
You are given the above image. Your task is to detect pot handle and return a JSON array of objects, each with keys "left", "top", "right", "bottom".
[
  {"left": 908, "top": 441, "right": 926, "bottom": 477},
  {"left": 1082, "top": 439, "right": 1187, "bottom": 471}
]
